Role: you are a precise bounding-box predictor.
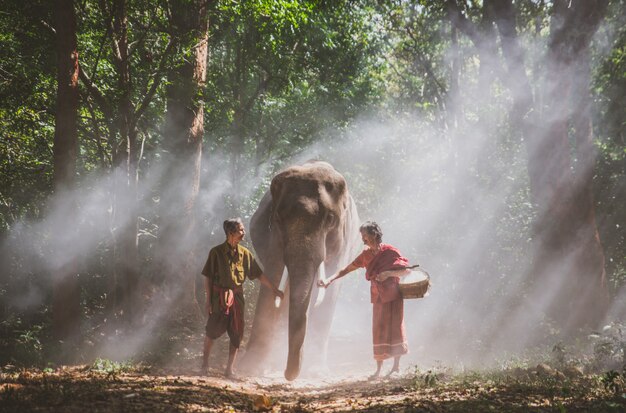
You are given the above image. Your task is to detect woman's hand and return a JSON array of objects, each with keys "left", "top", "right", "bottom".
[
  {"left": 317, "top": 277, "right": 331, "bottom": 288},
  {"left": 205, "top": 299, "right": 213, "bottom": 316}
]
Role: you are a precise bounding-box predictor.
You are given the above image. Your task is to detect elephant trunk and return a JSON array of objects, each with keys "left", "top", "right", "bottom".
[{"left": 283, "top": 242, "right": 324, "bottom": 381}]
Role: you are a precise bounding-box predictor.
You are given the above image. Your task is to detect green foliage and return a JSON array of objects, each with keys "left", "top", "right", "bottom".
[
  {"left": 412, "top": 366, "right": 447, "bottom": 389},
  {"left": 204, "top": 0, "right": 386, "bottom": 171},
  {"left": 0, "top": 3, "right": 56, "bottom": 230},
  {"left": 375, "top": 1, "right": 449, "bottom": 119},
  {"left": 422, "top": 369, "right": 439, "bottom": 387},
  {"left": 593, "top": 0, "right": 626, "bottom": 292},
  {"left": 16, "top": 325, "right": 43, "bottom": 357},
  {"left": 1, "top": 0, "right": 625, "bottom": 370},
  {"left": 90, "top": 358, "right": 135, "bottom": 377},
  {"left": 0, "top": 315, "right": 47, "bottom": 366},
  {"left": 75, "top": 0, "right": 171, "bottom": 171},
  {"left": 601, "top": 368, "right": 626, "bottom": 396}
]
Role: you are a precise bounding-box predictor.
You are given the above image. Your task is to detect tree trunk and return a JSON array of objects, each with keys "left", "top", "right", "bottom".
[
  {"left": 110, "top": 0, "right": 140, "bottom": 324},
  {"left": 229, "top": 38, "right": 247, "bottom": 204},
  {"left": 567, "top": 44, "right": 608, "bottom": 327},
  {"left": 160, "top": 0, "right": 209, "bottom": 317},
  {"left": 447, "top": 20, "right": 460, "bottom": 132},
  {"left": 535, "top": 0, "right": 609, "bottom": 329},
  {"left": 492, "top": 0, "right": 609, "bottom": 331},
  {"left": 229, "top": 19, "right": 264, "bottom": 202},
  {"left": 51, "top": 0, "right": 81, "bottom": 347}
]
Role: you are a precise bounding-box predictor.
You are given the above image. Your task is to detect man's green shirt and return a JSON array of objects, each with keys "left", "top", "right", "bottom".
[{"left": 201, "top": 241, "right": 262, "bottom": 288}]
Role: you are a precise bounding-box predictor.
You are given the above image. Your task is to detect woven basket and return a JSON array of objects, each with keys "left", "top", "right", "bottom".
[{"left": 398, "top": 269, "right": 430, "bottom": 299}]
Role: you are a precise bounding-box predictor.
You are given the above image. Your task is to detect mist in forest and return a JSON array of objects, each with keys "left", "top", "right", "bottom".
[
  {"left": 1, "top": 7, "right": 624, "bottom": 382},
  {"left": 301, "top": 115, "right": 533, "bottom": 373},
  {"left": 240, "top": 86, "right": 617, "bottom": 377},
  {"left": 0, "top": 151, "right": 241, "bottom": 360},
  {"left": 282, "top": 38, "right": 623, "bottom": 377}
]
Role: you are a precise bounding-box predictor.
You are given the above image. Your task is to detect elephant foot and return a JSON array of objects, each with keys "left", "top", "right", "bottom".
[
  {"left": 224, "top": 368, "right": 239, "bottom": 380},
  {"left": 284, "top": 365, "right": 300, "bottom": 381}
]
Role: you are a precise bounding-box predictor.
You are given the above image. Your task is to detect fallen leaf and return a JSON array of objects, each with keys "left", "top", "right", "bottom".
[{"left": 253, "top": 394, "right": 272, "bottom": 411}]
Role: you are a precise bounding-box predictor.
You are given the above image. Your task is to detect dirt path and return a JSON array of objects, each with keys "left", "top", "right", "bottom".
[{"left": 1, "top": 365, "right": 624, "bottom": 412}]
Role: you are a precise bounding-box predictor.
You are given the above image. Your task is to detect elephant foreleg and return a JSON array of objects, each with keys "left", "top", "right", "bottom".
[
  {"left": 284, "top": 264, "right": 317, "bottom": 381},
  {"left": 306, "top": 260, "right": 341, "bottom": 370},
  {"left": 240, "top": 259, "right": 284, "bottom": 374}
]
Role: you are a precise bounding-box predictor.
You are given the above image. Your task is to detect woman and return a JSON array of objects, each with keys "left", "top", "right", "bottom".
[{"left": 318, "top": 221, "right": 411, "bottom": 379}]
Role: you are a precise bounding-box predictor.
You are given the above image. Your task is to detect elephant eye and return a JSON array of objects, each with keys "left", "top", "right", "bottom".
[{"left": 327, "top": 212, "right": 336, "bottom": 224}]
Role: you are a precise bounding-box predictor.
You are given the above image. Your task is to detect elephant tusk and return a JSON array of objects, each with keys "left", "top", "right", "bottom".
[
  {"left": 275, "top": 268, "right": 288, "bottom": 308},
  {"left": 314, "top": 262, "right": 326, "bottom": 308}
]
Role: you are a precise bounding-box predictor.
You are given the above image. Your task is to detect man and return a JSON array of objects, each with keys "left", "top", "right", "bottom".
[{"left": 201, "top": 218, "right": 283, "bottom": 378}]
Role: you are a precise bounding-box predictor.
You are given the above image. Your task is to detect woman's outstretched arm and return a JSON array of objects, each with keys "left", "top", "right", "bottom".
[{"left": 318, "top": 263, "right": 359, "bottom": 288}]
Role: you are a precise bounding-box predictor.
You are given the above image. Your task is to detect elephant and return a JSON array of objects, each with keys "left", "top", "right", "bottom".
[{"left": 242, "top": 161, "right": 360, "bottom": 380}]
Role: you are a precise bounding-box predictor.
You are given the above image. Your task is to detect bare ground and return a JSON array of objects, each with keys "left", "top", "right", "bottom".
[{"left": 1, "top": 364, "right": 625, "bottom": 412}]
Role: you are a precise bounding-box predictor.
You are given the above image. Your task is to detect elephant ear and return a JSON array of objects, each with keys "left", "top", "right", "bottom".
[
  {"left": 249, "top": 190, "right": 273, "bottom": 264},
  {"left": 269, "top": 171, "right": 293, "bottom": 224},
  {"left": 270, "top": 172, "right": 284, "bottom": 200}
]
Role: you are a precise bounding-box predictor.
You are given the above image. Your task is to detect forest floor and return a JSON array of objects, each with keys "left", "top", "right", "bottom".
[
  {"left": 2, "top": 320, "right": 625, "bottom": 412},
  {"left": 1, "top": 363, "right": 625, "bottom": 412}
]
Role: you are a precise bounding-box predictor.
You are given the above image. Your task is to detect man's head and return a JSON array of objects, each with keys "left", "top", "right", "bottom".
[{"left": 224, "top": 218, "right": 245, "bottom": 244}]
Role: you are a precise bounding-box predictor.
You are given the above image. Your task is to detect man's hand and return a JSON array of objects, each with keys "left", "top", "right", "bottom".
[
  {"left": 259, "top": 274, "right": 285, "bottom": 300},
  {"left": 273, "top": 288, "right": 284, "bottom": 300},
  {"left": 205, "top": 299, "right": 212, "bottom": 316}
]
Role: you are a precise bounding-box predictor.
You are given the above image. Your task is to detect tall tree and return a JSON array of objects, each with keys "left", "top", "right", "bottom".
[
  {"left": 205, "top": 0, "right": 385, "bottom": 185},
  {"left": 51, "top": 0, "right": 81, "bottom": 345},
  {"left": 158, "top": 0, "right": 210, "bottom": 314},
  {"left": 487, "top": 0, "right": 609, "bottom": 330},
  {"left": 528, "top": 0, "right": 609, "bottom": 329},
  {"left": 109, "top": 0, "right": 141, "bottom": 323},
  {"left": 77, "top": 0, "right": 174, "bottom": 323},
  {"left": 210, "top": 0, "right": 314, "bottom": 196},
  {"left": 593, "top": 0, "right": 626, "bottom": 300},
  {"left": 448, "top": 0, "right": 609, "bottom": 331}
]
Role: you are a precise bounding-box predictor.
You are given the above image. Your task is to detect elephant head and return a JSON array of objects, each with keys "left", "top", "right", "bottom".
[{"left": 244, "top": 161, "right": 359, "bottom": 380}]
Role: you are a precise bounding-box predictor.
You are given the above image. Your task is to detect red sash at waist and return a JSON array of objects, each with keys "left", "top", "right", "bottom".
[{"left": 212, "top": 285, "right": 243, "bottom": 315}]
